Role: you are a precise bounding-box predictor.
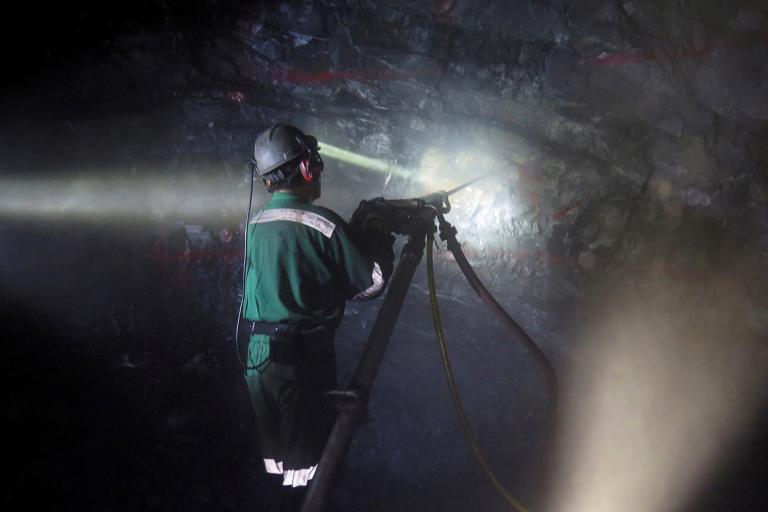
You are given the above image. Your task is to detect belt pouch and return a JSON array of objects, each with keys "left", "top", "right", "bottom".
[{"left": 269, "top": 328, "right": 301, "bottom": 365}]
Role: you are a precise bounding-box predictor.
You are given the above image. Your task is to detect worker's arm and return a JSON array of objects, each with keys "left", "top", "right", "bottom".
[{"left": 327, "top": 220, "right": 394, "bottom": 301}]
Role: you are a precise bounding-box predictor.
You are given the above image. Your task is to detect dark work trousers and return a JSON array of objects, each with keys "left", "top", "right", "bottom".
[{"left": 245, "top": 325, "right": 338, "bottom": 511}]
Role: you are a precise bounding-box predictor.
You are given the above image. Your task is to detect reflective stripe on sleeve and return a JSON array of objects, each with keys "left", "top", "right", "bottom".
[
  {"left": 352, "top": 261, "right": 384, "bottom": 300},
  {"left": 251, "top": 208, "right": 336, "bottom": 238}
]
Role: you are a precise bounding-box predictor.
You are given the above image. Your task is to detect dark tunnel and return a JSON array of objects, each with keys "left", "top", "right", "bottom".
[{"left": 2, "top": 1, "right": 767, "bottom": 511}]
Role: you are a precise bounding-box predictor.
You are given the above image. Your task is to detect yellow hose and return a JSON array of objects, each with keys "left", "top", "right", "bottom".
[{"left": 426, "top": 232, "right": 530, "bottom": 512}]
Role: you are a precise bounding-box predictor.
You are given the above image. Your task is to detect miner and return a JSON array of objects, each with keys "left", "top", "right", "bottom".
[{"left": 241, "top": 124, "right": 394, "bottom": 510}]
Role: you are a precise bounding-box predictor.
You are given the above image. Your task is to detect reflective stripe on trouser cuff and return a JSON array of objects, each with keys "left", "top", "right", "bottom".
[
  {"left": 282, "top": 465, "right": 318, "bottom": 487},
  {"left": 264, "top": 458, "right": 284, "bottom": 474}
]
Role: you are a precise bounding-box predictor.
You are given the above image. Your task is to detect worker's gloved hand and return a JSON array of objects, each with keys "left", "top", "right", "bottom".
[
  {"left": 349, "top": 199, "right": 396, "bottom": 277},
  {"left": 361, "top": 231, "right": 395, "bottom": 277}
]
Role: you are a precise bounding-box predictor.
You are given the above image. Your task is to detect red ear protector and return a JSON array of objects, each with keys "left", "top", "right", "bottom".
[
  {"left": 299, "top": 158, "right": 316, "bottom": 182},
  {"left": 298, "top": 151, "right": 324, "bottom": 183}
]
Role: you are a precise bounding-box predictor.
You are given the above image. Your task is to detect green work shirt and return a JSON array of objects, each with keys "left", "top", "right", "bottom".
[{"left": 243, "top": 191, "right": 384, "bottom": 371}]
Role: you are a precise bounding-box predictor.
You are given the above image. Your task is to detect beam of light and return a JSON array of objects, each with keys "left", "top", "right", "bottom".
[
  {"left": 549, "top": 275, "right": 767, "bottom": 512},
  {"left": 0, "top": 175, "right": 260, "bottom": 223},
  {"left": 317, "top": 140, "right": 414, "bottom": 179},
  {"left": 0, "top": 141, "right": 535, "bottom": 259},
  {"left": 321, "top": 139, "right": 531, "bottom": 237},
  {"left": 319, "top": 140, "right": 541, "bottom": 255}
]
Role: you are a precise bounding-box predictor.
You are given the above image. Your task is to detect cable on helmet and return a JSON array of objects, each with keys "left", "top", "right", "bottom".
[{"left": 234, "top": 158, "right": 257, "bottom": 369}]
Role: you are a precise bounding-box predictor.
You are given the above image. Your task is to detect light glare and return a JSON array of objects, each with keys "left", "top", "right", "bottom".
[{"left": 550, "top": 277, "right": 767, "bottom": 512}]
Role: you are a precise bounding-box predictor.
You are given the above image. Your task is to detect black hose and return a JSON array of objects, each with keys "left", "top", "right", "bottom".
[{"left": 437, "top": 212, "right": 558, "bottom": 425}]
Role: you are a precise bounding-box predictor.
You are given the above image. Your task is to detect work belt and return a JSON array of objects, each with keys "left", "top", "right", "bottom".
[{"left": 250, "top": 321, "right": 330, "bottom": 366}]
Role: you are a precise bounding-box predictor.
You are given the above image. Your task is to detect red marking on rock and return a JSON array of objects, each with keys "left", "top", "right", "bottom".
[
  {"left": 228, "top": 91, "right": 245, "bottom": 103},
  {"left": 552, "top": 201, "right": 583, "bottom": 221},
  {"left": 592, "top": 45, "right": 719, "bottom": 67},
  {"left": 590, "top": 33, "right": 768, "bottom": 67},
  {"left": 433, "top": 0, "right": 454, "bottom": 23}
]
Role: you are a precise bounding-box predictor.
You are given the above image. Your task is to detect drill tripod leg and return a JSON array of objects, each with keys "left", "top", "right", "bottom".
[{"left": 300, "top": 232, "right": 428, "bottom": 512}]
